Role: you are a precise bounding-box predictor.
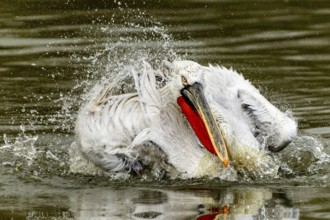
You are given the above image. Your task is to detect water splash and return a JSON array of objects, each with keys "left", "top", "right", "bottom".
[
  {"left": 1, "top": 128, "right": 38, "bottom": 168},
  {"left": 0, "top": 132, "right": 71, "bottom": 178},
  {"left": 55, "top": 8, "right": 181, "bottom": 134},
  {"left": 276, "top": 135, "right": 330, "bottom": 178}
]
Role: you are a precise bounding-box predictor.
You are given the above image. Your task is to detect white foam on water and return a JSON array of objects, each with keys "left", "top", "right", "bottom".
[{"left": 1, "top": 129, "right": 38, "bottom": 167}]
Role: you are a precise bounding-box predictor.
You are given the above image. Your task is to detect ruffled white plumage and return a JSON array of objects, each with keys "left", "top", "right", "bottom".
[{"left": 74, "top": 60, "right": 297, "bottom": 178}]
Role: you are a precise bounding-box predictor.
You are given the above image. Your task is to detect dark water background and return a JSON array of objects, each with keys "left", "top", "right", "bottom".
[{"left": 1, "top": 0, "right": 330, "bottom": 219}]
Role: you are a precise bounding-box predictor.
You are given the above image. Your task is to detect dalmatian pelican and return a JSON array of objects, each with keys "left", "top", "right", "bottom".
[{"left": 75, "top": 60, "right": 297, "bottom": 178}]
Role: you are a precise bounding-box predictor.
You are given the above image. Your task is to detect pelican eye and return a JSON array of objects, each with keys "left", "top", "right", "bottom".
[{"left": 181, "top": 76, "right": 189, "bottom": 86}]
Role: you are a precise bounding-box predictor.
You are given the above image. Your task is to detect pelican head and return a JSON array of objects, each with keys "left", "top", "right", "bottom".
[
  {"left": 162, "top": 61, "right": 229, "bottom": 167},
  {"left": 261, "top": 110, "right": 297, "bottom": 152}
]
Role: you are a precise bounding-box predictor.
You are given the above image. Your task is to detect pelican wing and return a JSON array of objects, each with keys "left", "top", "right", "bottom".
[
  {"left": 238, "top": 89, "right": 274, "bottom": 128},
  {"left": 133, "top": 62, "right": 163, "bottom": 120}
]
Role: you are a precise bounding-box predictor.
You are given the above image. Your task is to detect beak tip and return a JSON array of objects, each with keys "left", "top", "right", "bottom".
[{"left": 223, "top": 159, "right": 229, "bottom": 168}]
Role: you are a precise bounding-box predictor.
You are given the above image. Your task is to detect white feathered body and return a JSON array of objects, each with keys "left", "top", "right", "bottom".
[{"left": 75, "top": 61, "right": 297, "bottom": 178}]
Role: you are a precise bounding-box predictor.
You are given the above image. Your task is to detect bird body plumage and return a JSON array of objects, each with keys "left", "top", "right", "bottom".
[{"left": 75, "top": 60, "right": 297, "bottom": 178}]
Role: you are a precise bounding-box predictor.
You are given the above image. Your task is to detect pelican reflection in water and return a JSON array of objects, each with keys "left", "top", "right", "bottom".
[
  {"left": 69, "top": 187, "right": 299, "bottom": 220},
  {"left": 75, "top": 60, "right": 297, "bottom": 178}
]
